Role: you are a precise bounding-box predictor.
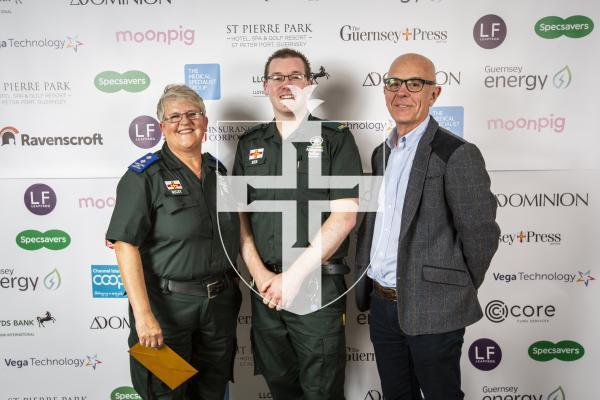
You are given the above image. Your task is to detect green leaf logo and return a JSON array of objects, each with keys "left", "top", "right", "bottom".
[
  {"left": 44, "top": 269, "right": 61, "bottom": 290},
  {"left": 553, "top": 65, "right": 572, "bottom": 89},
  {"left": 16, "top": 230, "right": 71, "bottom": 250},
  {"left": 529, "top": 340, "right": 584, "bottom": 362},
  {"left": 94, "top": 70, "right": 150, "bottom": 93},
  {"left": 535, "top": 15, "right": 594, "bottom": 39},
  {"left": 111, "top": 386, "right": 141, "bottom": 400},
  {"left": 548, "top": 386, "right": 566, "bottom": 400}
]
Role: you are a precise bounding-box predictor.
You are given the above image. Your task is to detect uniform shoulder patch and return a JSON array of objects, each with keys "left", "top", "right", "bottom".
[
  {"left": 128, "top": 152, "right": 160, "bottom": 173},
  {"left": 204, "top": 152, "right": 227, "bottom": 174},
  {"left": 322, "top": 121, "right": 348, "bottom": 132},
  {"left": 240, "top": 123, "right": 269, "bottom": 138}
]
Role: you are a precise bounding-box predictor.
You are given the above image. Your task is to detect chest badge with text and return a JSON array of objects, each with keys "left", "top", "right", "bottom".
[
  {"left": 164, "top": 180, "right": 184, "bottom": 195},
  {"left": 307, "top": 136, "right": 324, "bottom": 158},
  {"left": 248, "top": 148, "right": 264, "bottom": 165}
]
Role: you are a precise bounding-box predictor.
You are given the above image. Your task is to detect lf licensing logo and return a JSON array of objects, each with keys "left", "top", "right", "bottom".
[
  {"left": 24, "top": 184, "right": 57, "bottom": 215},
  {"left": 468, "top": 338, "right": 502, "bottom": 371}
]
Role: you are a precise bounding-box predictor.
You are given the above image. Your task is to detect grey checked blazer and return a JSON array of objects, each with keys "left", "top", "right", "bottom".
[{"left": 355, "top": 118, "right": 500, "bottom": 335}]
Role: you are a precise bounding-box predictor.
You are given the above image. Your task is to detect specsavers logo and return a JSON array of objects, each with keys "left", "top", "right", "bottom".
[
  {"left": 95, "top": 70, "right": 150, "bottom": 93},
  {"left": 16, "top": 229, "right": 71, "bottom": 250},
  {"left": 535, "top": 15, "right": 594, "bottom": 39},
  {"left": 528, "top": 340, "right": 585, "bottom": 362},
  {"left": 111, "top": 386, "right": 141, "bottom": 400}
]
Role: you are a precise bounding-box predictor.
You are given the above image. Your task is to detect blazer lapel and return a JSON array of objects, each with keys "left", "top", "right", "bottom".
[{"left": 398, "top": 118, "right": 439, "bottom": 241}]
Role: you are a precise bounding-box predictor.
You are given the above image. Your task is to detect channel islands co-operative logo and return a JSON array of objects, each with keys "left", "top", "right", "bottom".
[
  {"left": 94, "top": 70, "right": 150, "bottom": 93},
  {"left": 528, "top": 340, "right": 585, "bottom": 362},
  {"left": 535, "top": 16, "right": 594, "bottom": 39},
  {"left": 16, "top": 230, "right": 71, "bottom": 251}
]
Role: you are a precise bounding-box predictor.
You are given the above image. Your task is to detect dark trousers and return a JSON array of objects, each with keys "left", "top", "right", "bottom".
[
  {"left": 251, "top": 274, "right": 347, "bottom": 400},
  {"left": 369, "top": 294, "right": 465, "bottom": 400}
]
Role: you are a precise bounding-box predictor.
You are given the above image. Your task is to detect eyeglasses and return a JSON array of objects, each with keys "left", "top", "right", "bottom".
[
  {"left": 163, "top": 111, "right": 204, "bottom": 124},
  {"left": 265, "top": 73, "right": 307, "bottom": 84},
  {"left": 383, "top": 77, "right": 436, "bottom": 93}
]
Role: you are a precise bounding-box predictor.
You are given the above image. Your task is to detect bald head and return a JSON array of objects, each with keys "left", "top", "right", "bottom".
[{"left": 388, "top": 53, "right": 436, "bottom": 81}]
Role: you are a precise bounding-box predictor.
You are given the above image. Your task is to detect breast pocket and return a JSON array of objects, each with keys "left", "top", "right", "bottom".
[{"left": 160, "top": 196, "right": 213, "bottom": 239}]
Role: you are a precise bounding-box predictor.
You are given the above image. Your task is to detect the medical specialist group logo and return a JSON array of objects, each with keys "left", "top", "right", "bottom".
[
  {"left": 90, "top": 315, "right": 130, "bottom": 330},
  {"left": 495, "top": 192, "right": 589, "bottom": 208},
  {"left": 484, "top": 299, "right": 556, "bottom": 324},
  {"left": 339, "top": 25, "right": 448, "bottom": 43},
  {"left": 1, "top": 127, "right": 104, "bottom": 148},
  {"left": 225, "top": 23, "right": 314, "bottom": 49},
  {"left": 91, "top": 265, "right": 126, "bottom": 298},
  {"left": 129, "top": 115, "right": 162, "bottom": 148},
  {"left": 185, "top": 64, "right": 221, "bottom": 100},
  {"left": 71, "top": 0, "right": 172, "bottom": 5},
  {"left": 0, "top": 35, "right": 83, "bottom": 52},
  {"left": 116, "top": 25, "right": 195, "bottom": 46},
  {"left": 430, "top": 106, "right": 464, "bottom": 137},
  {"left": 111, "top": 386, "right": 141, "bottom": 400},
  {"left": 3, "top": 354, "right": 102, "bottom": 370},
  {"left": 94, "top": 70, "right": 150, "bottom": 93},
  {"left": 529, "top": 340, "right": 585, "bottom": 362},
  {"left": 480, "top": 385, "right": 566, "bottom": 400},
  {"left": 498, "top": 230, "right": 562, "bottom": 246},
  {"left": 346, "top": 346, "right": 375, "bottom": 363},
  {"left": 468, "top": 338, "right": 502, "bottom": 371},
  {"left": 1, "top": 80, "right": 73, "bottom": 106},
  {"left": 16, "top": 229, "right": 71, "bottom": 250},
  {"left": 24, "top": 183, "right": 57, "bottom": 215},
  {"left": 0, "top": 268, "right": 61, "bottom": 293},
  {"left": 487, "top": 114, "right": 566, "bottom": 134},
  {"left": 535, "top": 15, "right": 594, "bottom": 39},
  {"left": 483, "top": 65, "right": 572, "bottom": 90},
  {"left": 473, "top": 14, "right": 507, "bottom": 49}
]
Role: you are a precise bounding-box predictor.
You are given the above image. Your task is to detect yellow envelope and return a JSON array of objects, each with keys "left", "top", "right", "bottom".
[{"left": 128, "top": 343, "right": 198, "bottom": 390}]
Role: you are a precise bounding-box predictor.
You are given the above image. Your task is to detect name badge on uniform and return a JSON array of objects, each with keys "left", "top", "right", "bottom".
[
  {"left": 164, "top": 180, "right": 184, "bottom": 196},
  {"left": 307, "top": 136, "right": 324, "bottom": 159},
  {"left": 248, "top": 148, "right": 264, "bottom": 165}
]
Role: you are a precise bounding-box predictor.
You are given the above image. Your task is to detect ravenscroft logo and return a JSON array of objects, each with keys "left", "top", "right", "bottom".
[
  {"left": 24, "top": 184, "right": 57, "bottom": 215},
  {"left": 71, "top": 0, "right": 172, "bottom": 5},
  {"left": 430, "top": 106, "right": 463, "bottom": 137},
  {"left": 528, "top": 340, "right": 585, "bottom": 362},
  {"left": 535, "top": 15, "right": 594, "bottom": 39},
  {"left": 91, "top": 265, "right": 126, "bottom": 298},
  {"left": 576, "top": 270, "right": 595, "bottom": 287},
  {"left": 129, "top": 115, "right": 161, "bottom": 149},
  {"left": 483, "top": 65, "right": 572, "bottom": 90},
  {"left": 495, "top": 192, "right": 589, "bottom": 208},
  {"left": 473, "top": 15, "right": 506, "bottom": 49},
  {"left": 468, "top": 338, "right": 502, "bottom": 371},
  {"left": 185, "top": 64, "right": 220, "bottom": 100},
  {"left": 498, "top": 230, "right": 562, "bottom": 246},
  {"left": 484, "top": 300, "right": 556, "bottom": 323},
  {"left": 0, "top": 126, "right": 18, "bottom": 145},
  {"left": 487, "top": 114, "right": 566, "bottom": 133},
  {"left": 116, "top": 26, "right": 195, "bottom": 45},
  {"left": 111, "top": 386, "right": 141, "bottom": 400},
  {"left": 94, "top": 70, "right": 150, "bottom": 93},
  {"left": 16, "top": 229, "right": 71, "bottom": 250},
  {"left": 90, "top": 315, "right": 130, "bottom": 330},
  {"left": 339, "top": 25, "right": 448, "bottom": 43}
]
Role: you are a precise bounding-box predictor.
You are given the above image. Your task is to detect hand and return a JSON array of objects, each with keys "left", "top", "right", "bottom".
[
  {"left": 260, "top": 270, "right": 304, "bottom": 311},
  {"left": 260, "top": 274, "right": 283, "bottom": 310},
  {"left": 135, "top": 311, "right": 163, "bottom": 348}
]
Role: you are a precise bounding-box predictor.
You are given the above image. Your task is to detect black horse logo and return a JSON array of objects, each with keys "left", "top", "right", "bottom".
[{"left": 37, "top": 311, "right": 56, "bottom": 327}]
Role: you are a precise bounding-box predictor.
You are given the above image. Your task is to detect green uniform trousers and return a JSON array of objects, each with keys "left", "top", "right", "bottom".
[
  {"left": 251, "top": 274, "right": 347, "bottom": 400},
  {"left": 128, "top": 280, "right": 242, "bottom": 400}
]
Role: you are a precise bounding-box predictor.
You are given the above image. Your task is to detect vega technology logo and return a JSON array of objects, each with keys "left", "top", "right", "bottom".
[
  {"left": 16, "top": 230, "right": 71, "bottom": 250},
  {"left": 129, "top": 116, "right": 162, "bottom": 148},
  {"left": 95, "top": 70, "right": 150, "bottom": 93},
  {"left": 0, "top": 35, "right": 83, "bottom": 52},
  {"left": 535, "top": 15, "right": 594, "bottom": 39},
  {"left": 91, "top": 265, "right": 126, "bottom": 298}
]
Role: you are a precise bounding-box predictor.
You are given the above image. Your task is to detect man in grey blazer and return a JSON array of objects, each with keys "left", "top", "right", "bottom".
[{"left": 354, "top": 53, "right": 500, "bottom": 400}]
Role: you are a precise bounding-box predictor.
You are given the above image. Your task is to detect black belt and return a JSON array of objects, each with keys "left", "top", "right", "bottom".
[
  {"left": 157, "top": 271, "right": 234, "bottom": 298},
  {"left": 265, "top": 260, "right": 349, "bottom": 275}
]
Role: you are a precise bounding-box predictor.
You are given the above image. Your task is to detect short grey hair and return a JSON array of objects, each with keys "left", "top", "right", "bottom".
[{"left": 156, "top": 84, "right": 206, "bottom": 121}]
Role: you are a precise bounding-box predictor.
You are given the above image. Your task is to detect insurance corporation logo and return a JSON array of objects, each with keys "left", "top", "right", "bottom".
[
  {"left": 473, "top": 15, "right": 507, "bottom": 49},
  {"left": 225, "top": 23, "right": 314, "bottom": 49},
  {"left": 498, "top": 230, "right": 562, "bottom": 246},
  {"left": 185, "top": 64, "right": 221, "bottom": 100},
  {"left": 485, "top": 300, "right": 556, "bottom": 323},
  {"left": 1, "top": 80, "right": 72, "bottom": 106},
  {"left": 71, "top": 0, "right": 172, "bottom": 5},
  {"left": 16, "top": 229, "right": 71, "bottom": 250},
  {"left": 116, "top": 25, "right": 195, "bottom": 45},
  {"left": 90, "top": 315, "right": 130, "bottom": 330},
  {"left": 535, "top": 15, "right": 594, "bottom": 39},
  {"left": 129, "top": 115, "right": 162, "bottom": 148},
  {"left": 24, "top": 184, "right": 57, "bottom": 215},
  {"left": 0, "top": 35, "right": 83, "bottom": 52},
  {"left": 204, "top": 122, "right": 253, "bottom": 142},
  {"left": 528, "top": 340, "right": 585, "bottom": 362},
  {"left": 468, "top": 338, "right": 502, "bottom": 371},
  {"left": 487, "top": 114, "right": 565, "bottom": 134},
  {"left": 94, "top": 70, "right": 150, "bottom": 93},
  {"left": 483, "top": 65, "right": 572, "bottom": 90},
  {"left": 495, "top": 192, "right": 588, "bottom": 208},
  {"left": 339, "top": 25, "right": 448, "bottom": 43},
  {"left": 481, "top": 385, "right": 566, "bottom": 400},
  {"left": 91, "top": 265, "right": 125, "bottom": 298},
  {"left": 111, "top": 386, "right": 142, "bottom": 400}
]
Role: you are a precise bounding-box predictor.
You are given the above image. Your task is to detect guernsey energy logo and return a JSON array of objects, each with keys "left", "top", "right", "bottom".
[
  {"left": 535, "top": 15, "right": 594, "bottom": 39},
  {"left": 528, "top": 340, "right": 585, "bottom": 362},
  {"left": 94, "top": 70, "right": 150, "bottom": 93},
  {"left": 16, "top": 230, "right": 71, "bottom": 250}
]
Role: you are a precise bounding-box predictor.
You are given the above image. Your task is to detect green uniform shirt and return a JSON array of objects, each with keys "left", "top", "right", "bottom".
[
  {"left": 233, "top": 116, "right": 362, "bottom": 265},
  {"left": 106, "top": 143, "right": 239, "bottom": 281}
]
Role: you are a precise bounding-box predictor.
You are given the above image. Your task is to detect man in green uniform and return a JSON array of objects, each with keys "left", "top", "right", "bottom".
[
  {"left": 233, "top": 48, "right": 362, "bottom": 400},
  {"left": 106, "top": 84, "right": 241, "bottom": 400}
]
